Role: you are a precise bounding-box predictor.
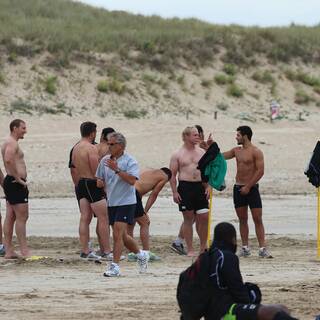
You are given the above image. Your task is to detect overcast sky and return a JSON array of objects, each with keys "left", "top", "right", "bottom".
[{"left": 76, "top": 0, "right": 320, "bottom": 27}]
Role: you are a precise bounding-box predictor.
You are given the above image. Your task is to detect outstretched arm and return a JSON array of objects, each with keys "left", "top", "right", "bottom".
[
  {"left": 144, "top": 180, "right": 167, "bottom": 214},
  {"left": 223, "top": 148, "right": 236, "bottom": 160}
]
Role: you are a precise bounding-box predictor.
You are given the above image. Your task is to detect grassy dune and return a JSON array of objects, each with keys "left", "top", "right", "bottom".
[{"left": 0, "top": 0, "right": 320, "bottom": 68}]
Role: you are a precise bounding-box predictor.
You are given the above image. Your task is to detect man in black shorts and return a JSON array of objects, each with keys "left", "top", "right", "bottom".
[
  {"left": 177, "top": 222, "right": 298, "bottom": 320},
  {"left": 71, "top": 122, "right": 111, "bottom": 260},
  {"left": 1, "top": 119, "right": 30, "bottom": 258},
  {"left": 223, "top": 126, "right": 272, "bottom": 258},
  {"left": 127, "top": 167, "right": 172, "bottom": 261},
  {"left": 0, "top": 168, "right": 5, "bottom": 256}
]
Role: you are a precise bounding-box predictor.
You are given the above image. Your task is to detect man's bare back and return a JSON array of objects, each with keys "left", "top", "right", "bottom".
[
  {"left": 135, "top": 169, "right": 168, "bottom": 196},
  {"left": 72, "top": 141, "right": 99, "bottom": 179}
]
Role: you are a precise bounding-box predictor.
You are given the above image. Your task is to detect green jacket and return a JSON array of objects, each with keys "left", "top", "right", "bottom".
[{"left": 204, "top": 153, "right": 227, "bottom": 191}]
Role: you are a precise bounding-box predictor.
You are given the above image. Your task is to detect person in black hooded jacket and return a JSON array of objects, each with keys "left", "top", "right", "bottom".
[{"left": 177, "top": 222, "right": 298, "bottom": 320}]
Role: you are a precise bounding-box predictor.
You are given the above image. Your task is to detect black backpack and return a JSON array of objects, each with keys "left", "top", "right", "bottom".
[
  {"left": 177, "top": 251, "right": 214, "bottom": 320},
  {"left": 305, "top": 141, "right": 320, "bottom": 188}
]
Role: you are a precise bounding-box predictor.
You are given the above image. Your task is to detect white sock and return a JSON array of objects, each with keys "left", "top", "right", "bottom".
[
  {"left": 0, "top": 244, "right": 4, "bottom": 250},
  {"left": 242, "top": 245, "right": 249, "bottom": 250}
]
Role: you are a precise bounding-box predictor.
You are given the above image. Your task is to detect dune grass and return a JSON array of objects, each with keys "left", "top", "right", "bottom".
[{"left": 0, "top": 0, "right": 320, "bottom": 69}]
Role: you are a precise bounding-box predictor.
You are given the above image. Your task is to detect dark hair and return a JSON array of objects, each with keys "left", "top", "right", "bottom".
[
  {"left": 160, "top": 167, "right": 172, "bottom": 180},
  {"left": 10, "top": 119, "right": 25, "bottom": 132},
  {"left": 195, "top": 125, "right": 204, "bottom": 135},
  {"left": 80, "top": 121, "right": 97, "bottom": 137},
  {"left": 213, "top": 222, "right": 236, "bottom": 243},
  {"left": 101, "top": 127, "right": 115, "bottom": 141},
  {"left": 237, "top": 126, "right": 253, "bottom": 141}
]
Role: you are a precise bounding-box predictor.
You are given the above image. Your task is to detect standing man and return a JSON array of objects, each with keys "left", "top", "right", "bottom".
[
  {"left": 72, "top": 121, "right": 111, "bottom": 260},
  {"left": 97, "top": 127, "right": 115, "bottom": 160},
  {"left": 0, "top": 168, "right": 5, "bottom": 256},
  {"left": 96, "top": 132, "right": 148, "bottom": 277},
  {"left": 127, "top": 167, "right": 172, "bottom": 260},
  {"left": 1, "top": 119, "right": 30, "bottom": 258},
  {"left": 169, "top": 126, "right": 210, "bottom": 257},
  {"left": 223, "top": 126, "right": 272, "bottom": 258}
]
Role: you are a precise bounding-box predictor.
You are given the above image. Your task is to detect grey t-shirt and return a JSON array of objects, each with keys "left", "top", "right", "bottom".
[{"left": 96, "top": 153, "right": 139, "bottom": 207}]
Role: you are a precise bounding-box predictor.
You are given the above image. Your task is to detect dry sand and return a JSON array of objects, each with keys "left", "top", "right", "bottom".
[{"left": 0, "top": 114, "right": 320, "bottom": 319}]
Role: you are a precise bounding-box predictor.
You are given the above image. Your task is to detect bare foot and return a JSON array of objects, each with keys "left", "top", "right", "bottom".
[
  {"left": 187, "top": 251, "right": 197, "bottom": 257},
  {"left": 21, "top": 250, "right": 31, "bottom": 259},
  {"left": 4, "top": 252, "right": 20, "bottom": 259}
]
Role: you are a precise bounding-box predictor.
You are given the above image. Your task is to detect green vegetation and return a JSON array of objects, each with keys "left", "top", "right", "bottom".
[
  {"left": 0, "top": 0, "right": 320, "bottom": 69},
  {"left": 223, "top": 63, "right": 237, "bottom": 76},
  {"left": 227, "top": 84, "right": 244, "bottom": 98},
  {"left": 214, "top": 74, "right": 235, "bottom": 85},
  {"left": 201, "top": 79, "right": 213, "bottom": 88},
  {"left": 123, "top": 109, "right": 148, "bottom": 119},
  {"left": 0, "top": 72, "right": 5, "bottom": 84},
  {"left": 216, "top": 102, "right": 229, "bottom": 111},
  {"left": 252, "top": 70, "right": 275, "bottom": 84},
  {"left": 44, "top": 76, "right": 58, "bottom": 95},
  {"left": 9, "top": 99, "right": 71, "bottom": 115},
  {"left": 97, "top": 79, "right": 126, "bottom": 94},
  {"left": 295, "top": 89, "right": 313, "bottom": 105}
]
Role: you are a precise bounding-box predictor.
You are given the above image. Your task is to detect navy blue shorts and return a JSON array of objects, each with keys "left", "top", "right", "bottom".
[
  {"left": 233, "top": 184, "right": 262, "bottom": 209},
  {"left": 108, "top": 204, "right": 136, "bottom": 225},
  {"left": 134, "top": 190, "right": 145, "bottom": 218}
]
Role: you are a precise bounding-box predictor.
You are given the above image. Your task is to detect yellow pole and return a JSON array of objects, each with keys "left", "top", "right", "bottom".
[
  {"left": 207, "top": 188, "right": 213, "bottom": 248},
  {"left": 318, "top": 187, "right": 320, "bottom": 259}
]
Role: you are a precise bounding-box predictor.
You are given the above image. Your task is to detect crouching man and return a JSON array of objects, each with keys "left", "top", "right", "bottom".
[{"left": 177, "top": 222, "right": 298, "bottom": 320}]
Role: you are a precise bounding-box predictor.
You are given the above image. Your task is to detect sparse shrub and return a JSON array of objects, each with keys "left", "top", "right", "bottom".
[
  {"left": 177, "top": 75, "right": 185, "bottom": 85},
  {"left": 314, "top": 86, "right": 320, "bottom": 95},
  {"left": 10, "top": 99, "right": 33, "bottom": 114},
  {"left": 216, "top": 102, "right": 229, "bottom": 111},
  {"left": 284, "top": 69, "right": 296, "bottom": 81},
  {"left": 44, "top": 76, "right": 57, "bottom": 95},
  {"left": 8, "top": 52, "right": 17, "bottom": 63},
  {"left": 142, "top": 73, "right": 157, "bottom": 83},
  {"left": 214, "top": 74, "right": 234, "bottom": 85},
  {"left": 227, "top": 83, "right": 244, "bottom": 98},
  {"left": 97, "top": 80, "right": 108, "bottom": 93},
  {"left": 223, "top": 63, "right": 237, "bottom": 76},
  {"left": 296, "top": 72, "right": 320, "bottom": 87},
  {"left": 252, "top": 70, "right": 274, "bottom": 84},
  {"left": 295, "top": 89, "right": 312, "bottom": 105},
  {"left": 201, "top": 79, "right": 213, "bottom": 88},
  {"left": 270, "top": 81, "right": 277, "bottom": 97},
  {"left": 109, "top": 79, "right": 125, "bottom": 94},
  {"left": 123, "top": 109, "right": 148, "bottom": 119}
]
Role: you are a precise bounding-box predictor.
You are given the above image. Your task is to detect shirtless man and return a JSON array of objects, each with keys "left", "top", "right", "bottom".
[
  {"left": 127, "top": 167, "right": 172, "bottom": 259},
  {"left": 72, "top": 121, "right": 111, "bottom": 260},
  {"left": 223, "top": 126, "right": 272, "bottom": 258},
  {"left": 170, "top": 126, "right": 210, "bottom": 256},
  {"left": 1, "top": 119, "right": 30, "bottom": 258},
  {"left": 0, "top": 168, "right": 5, "bottom": 256}
]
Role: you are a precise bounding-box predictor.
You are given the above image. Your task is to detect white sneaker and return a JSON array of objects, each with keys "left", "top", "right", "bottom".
[
  {"left": 238, "top": 247, "right": 251, "bottom": 257},
  {"left": 258, "top": 247, "right": 273, "bottom": 258},
  {"left": 80, "top": 251, "right": 101, "bottom": 261},
  {"left": 103, "top": 262, "right": 120, "bottom": 277},
  {"left": 137, "top": 251, "right": 149, "bottom": 274}
]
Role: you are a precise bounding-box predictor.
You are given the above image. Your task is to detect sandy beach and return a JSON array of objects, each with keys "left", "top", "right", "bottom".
[{"left": 0, "top": 114, "right": 320, "bottom": 319}]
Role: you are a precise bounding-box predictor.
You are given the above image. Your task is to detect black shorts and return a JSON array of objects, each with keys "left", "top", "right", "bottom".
[
  {"left": 221, "top": 303, "right": 260, "bottom": 320},
  {"left": 134, "top": 190, "right": 145, "bottom": 218},
  {"left": 233, "top": 184, "right": 262, "bottom": 209},
  {"left": 3, "top": 175, "right": 29, "bottom": 205},
  {"left": 108, "top": 204, "right": 136, "bottom": 226},
  {"left": 77, "top": 178, "right": 105, "bottom": 204},
  {"left": 177, "top": 181, "right": 209, "bottom": 213}
]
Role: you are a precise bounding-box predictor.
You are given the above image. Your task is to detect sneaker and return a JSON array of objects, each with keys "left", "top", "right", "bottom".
[
  {"left": 103, "top": 262, "right": 120, "bottom": 277},
  {"left": 238, "top": 247, "right": 251, "bottom": 257},
  {"left": 258, "top": 248, "right": 273, "bottom": 258},
  {"left": 149, "top": 251, "right": 161, "bottom": 262},
  {"left": 100, "top": 252, "right": 125, "bottom": 261},
  {"left": 137, "top": 251, "right": 148, "bottom": 274},
  {"left": 170, "top": 242, "right": 187, "bottom": 255},
  {"left": 0, "top": 245, "right": 5, "bottom": 257},
  {"left": 80, "top": 251, "right": 101, "bottom": 261},
  {"left": 127, "top": 252, "right": 137, "bottom": 262}
]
